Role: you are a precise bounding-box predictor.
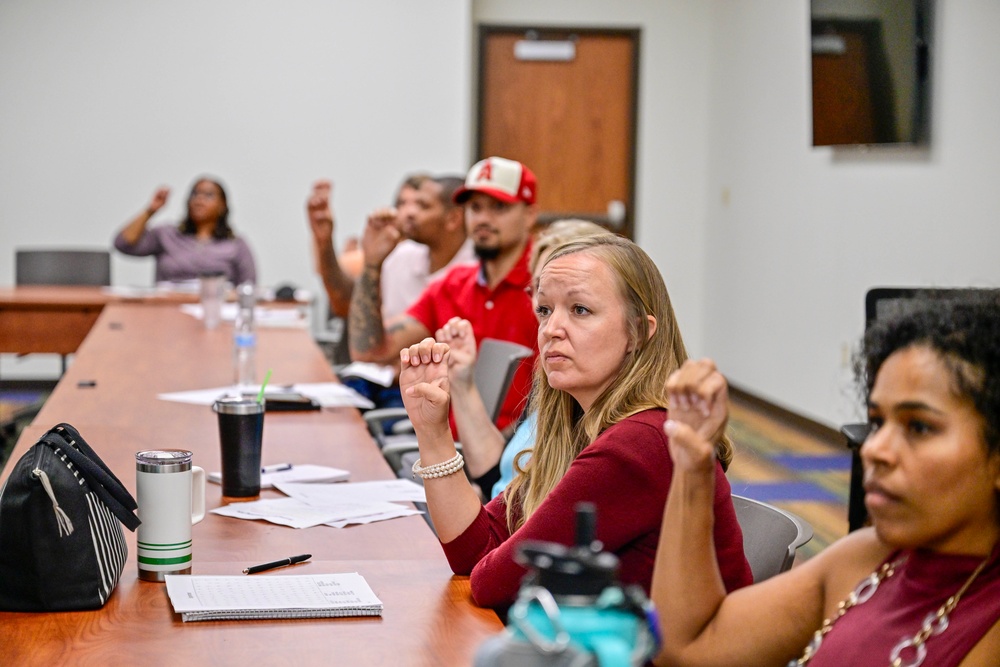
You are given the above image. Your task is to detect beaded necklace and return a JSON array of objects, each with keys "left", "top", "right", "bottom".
[{"left": 789, "top": 552, "right": 991, "bottom": 667}]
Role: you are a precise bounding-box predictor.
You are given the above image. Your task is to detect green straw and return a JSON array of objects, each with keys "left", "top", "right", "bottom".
[{"left": 256, "top": 369, "right": 272, "bottom": 404}]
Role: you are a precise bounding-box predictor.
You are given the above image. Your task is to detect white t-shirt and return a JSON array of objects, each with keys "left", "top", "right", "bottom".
[{"left": 379, "top": 239, "right": 477, "bottom": 319}]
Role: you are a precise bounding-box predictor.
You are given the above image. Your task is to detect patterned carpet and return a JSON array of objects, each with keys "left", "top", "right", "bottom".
[{"left": 726, "top": 396, "right": 851, "bottom": 560}]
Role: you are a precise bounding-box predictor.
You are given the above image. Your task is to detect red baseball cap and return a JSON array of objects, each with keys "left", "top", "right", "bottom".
[{"left": 453, "top": 157, "right": 537, "bottom": 205}]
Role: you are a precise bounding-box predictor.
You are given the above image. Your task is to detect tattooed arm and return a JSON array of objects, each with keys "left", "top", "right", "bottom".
[
  {"left": 348, "top": 262, "right": 430, "bottom": 364},
  {"left": 307, "top": 180, "right": 355, "bottom": 318}
]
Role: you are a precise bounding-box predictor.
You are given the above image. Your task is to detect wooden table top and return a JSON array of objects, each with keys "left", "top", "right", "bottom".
[
  {"left": 0, "top": 285, "right": 198, "bottom": 308},
  {"left": 0, "top": 303, "right": 502, "bottom": 665}
]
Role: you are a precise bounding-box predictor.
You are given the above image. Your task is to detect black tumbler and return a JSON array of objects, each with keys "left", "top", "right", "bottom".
[{"left": 212, "top": 396, "right": 265, "bottom": 500}]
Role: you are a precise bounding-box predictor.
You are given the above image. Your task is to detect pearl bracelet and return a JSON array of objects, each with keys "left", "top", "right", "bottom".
[{"left": 411, "top": 452, "right": 465, "bottom": 480}]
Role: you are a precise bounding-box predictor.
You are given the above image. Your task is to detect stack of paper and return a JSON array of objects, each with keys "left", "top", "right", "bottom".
[
  {"left": 164, "top": 572, "right": 382, "bottom": 622},
  {"left": 179, "top": 303, "right": 308, "bottom": 328},
  {"left": 208, "top": 464, "right": 350, "bottom": 489},
  {"left": 157, "top": 383, "right": 374, "bottom": 410},
  {"left": 210, "top": 479, "right": 426, "bottom": 529}
]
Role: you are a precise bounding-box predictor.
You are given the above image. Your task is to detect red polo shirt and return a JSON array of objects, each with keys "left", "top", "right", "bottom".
[{"left": 406, "top": 244, "right": 537, "bottom": 431}]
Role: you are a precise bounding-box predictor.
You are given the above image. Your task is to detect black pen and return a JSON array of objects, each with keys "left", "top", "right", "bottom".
[{"left": 243, "top": 553, "right": 312, "bottom": 575}]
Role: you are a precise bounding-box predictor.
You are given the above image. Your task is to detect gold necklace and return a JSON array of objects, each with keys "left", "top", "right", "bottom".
[{"left": 790, "top": 552, "right": 991, "bottom": 667}]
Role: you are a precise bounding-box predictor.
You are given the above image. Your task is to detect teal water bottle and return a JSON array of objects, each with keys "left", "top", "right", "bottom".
[{"left": 474, "top": 503, "right": 659, "bottom": 667}]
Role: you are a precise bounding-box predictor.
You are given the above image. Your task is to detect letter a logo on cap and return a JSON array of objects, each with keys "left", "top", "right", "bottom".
[
  {"left": 475, "top": 162, "right": 493, "bottom": 182},
  {"left": 452, "top": 156, "right": 537, "bottom": 206}
]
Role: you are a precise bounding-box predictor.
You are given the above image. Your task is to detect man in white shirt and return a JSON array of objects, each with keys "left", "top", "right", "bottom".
[{"left": 306, "top": 174, "right": 475, "bottom": 320}]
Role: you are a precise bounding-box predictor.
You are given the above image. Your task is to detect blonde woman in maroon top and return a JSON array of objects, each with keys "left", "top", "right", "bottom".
[
  {"left": 399, "top": 234, "right": 751, "bottom": 609},
  {"left": 654, "top": 295, "right": 1000, "bottom": 667}
]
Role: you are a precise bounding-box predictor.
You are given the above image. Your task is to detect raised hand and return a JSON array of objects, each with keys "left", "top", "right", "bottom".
[
  {"left": 147, "top": 187, "right": 170, "bottom": 215},
  {"left": 664, "top": 359, "right": 730, "bottom": 473},
  {"left": 306, "top": 180, "right": 334, "bottom": 244},
  {"left": 399, "top": 338, "right": 452, "bottom": 435},
  {"left": 360, "top": 207, "right": 402, "bottom": 267},
  {"left": 435, "top": 317, "right": 477, "bottom": 390}
]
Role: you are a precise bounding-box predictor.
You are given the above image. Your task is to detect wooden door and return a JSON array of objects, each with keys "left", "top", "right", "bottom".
[{"left": 478, "top": 27, "right": 640, "bottom": 238}]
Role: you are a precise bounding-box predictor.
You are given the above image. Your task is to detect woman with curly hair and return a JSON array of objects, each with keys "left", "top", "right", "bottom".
[{"left": 655, "top": 294, "right": 1000, "bottom": 666}]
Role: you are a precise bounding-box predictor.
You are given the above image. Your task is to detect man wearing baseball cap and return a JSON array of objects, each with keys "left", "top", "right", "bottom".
[{"left": 349, "top": 156, "right": 538, "bottom": 433}]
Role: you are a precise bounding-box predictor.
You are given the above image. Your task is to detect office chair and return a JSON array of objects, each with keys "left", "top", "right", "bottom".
[
  {"left": 731, "top": 495, "right": 813, "bottom": 583},
  {"left": 843, "top": 287, "right": 999, "bottom": 532},
  {"left": 15, "top": 249, "right": 111, "bottom": 287},
  {"left": 371, "top": 338, "right": 533, "bottom": 478}
]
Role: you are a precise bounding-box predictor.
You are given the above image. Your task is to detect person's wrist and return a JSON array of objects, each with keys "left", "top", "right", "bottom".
[{"left": 414, "top": 423, "right": 454, "bottom": 450}]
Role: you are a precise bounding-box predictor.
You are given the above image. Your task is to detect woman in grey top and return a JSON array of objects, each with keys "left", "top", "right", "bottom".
[{"left": 114, "top": 177, "right": 257, "bottom": 285}]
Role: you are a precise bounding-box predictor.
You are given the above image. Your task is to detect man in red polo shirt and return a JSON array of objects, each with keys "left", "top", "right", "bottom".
[{"left": 348, "top": 156, "right": 538, "bottom": 432}]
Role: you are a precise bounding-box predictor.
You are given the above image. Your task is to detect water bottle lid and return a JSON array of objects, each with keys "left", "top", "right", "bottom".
[
  {"left": 136, "top": 449, "right": 193, "bottom": 472},
  {"left": 213, "top": 396, "right": 265, "bottom": 415},
  {"left": 237, "top": 282, "right": 256, "bottom": 309}
]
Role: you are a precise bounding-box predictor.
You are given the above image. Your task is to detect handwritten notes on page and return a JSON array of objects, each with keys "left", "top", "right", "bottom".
[{"left": 164, "top": 572, "right": 382, "bottom": 621}]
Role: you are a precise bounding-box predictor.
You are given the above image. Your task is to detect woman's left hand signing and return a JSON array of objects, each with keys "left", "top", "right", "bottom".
[{"left": 399, "top": 338, "right": 452, "bottom": 435}]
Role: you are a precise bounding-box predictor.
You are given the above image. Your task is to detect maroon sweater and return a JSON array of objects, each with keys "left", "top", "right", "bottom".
[{"left": 441, "top": 408, "right": 753, "bottom": 609}]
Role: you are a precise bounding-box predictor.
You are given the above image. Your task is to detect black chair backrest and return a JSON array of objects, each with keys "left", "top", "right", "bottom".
[{"left": 15, "top": 249, "right": 111, "bottom": 286}]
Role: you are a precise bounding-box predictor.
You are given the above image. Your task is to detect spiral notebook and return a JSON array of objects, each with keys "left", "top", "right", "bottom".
[{"left": 164, "top": 572, "right": 382, "bottom": 622}]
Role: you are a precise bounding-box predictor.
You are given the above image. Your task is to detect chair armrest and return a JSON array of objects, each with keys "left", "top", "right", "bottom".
[{"left": 363, "top": 408, "right": 411, "bottom": 442}]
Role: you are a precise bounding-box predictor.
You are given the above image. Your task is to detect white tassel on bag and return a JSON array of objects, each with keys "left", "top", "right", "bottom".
[{"left": 32, "top": 468, "right": 74, "bottom": 536}]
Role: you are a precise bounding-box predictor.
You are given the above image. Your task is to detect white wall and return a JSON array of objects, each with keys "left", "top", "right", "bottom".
[
  {"left": 0, "top": 0, "right": 471, "bottom": 290},
  {"left": 0, "top": 0, "right": 471, "bottom": 378},
  {"left": 703, "top": 0, "right": 1000, "bottom": 425}
]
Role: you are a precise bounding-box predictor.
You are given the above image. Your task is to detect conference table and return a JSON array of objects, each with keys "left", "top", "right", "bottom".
[
  {"left": 0, "top": 285, "right": 129, "bottom": 355},
  {"left": 0, "top": 301, "right": 502, "bottom": 665}
]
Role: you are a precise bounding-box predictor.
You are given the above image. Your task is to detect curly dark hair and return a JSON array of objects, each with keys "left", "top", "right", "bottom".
[
  {"left": 179, "top": 177, "right": 234, "bottom": 240},
  {"left": 856, "top": 291, "right": 1000, "bottom": 455}
]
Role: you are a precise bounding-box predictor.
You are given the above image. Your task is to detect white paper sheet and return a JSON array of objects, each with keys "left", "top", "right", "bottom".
[
  {"left": 324, "top": 505, "right": 421, "bottom": 528},
  {"left": 157, "top": 383, "right": 374, "bottom": 409},
  {"left": 336, "top": 362, "right": 396, "bottom": 387},
  {"left": 208, "top": 464, "right": 350, "bottom": 489},
  {"left": 210, "top": 497, "right": 409, "bottom": 529},
  {"left": 179, "top": 303, "right": 307, "bottom": 328},
  {"left": 275, "top": 479, "right": 427, "bottom": 504}
]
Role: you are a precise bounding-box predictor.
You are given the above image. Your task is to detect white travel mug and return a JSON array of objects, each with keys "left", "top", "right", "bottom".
[{"left": 136, "top": 450, "right": 206, "bottom": 582}]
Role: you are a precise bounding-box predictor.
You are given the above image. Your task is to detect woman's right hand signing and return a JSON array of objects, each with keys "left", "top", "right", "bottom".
[
  {"left": 147, "top": 187, "right": 170, "bottom": 215},
  {"left": 435, "top": 317, "right": 477, "bottom": 391},
  {"left": 400, "top": 338, "right": 452, "bottom": 436},
  {"left": 664, "top": 359, "right": 730, "bottom": 473}
]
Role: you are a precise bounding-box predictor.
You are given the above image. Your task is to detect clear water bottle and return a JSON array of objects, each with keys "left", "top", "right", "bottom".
[{"left": 233, "top": 283, "right": 257, "bottom": 391}]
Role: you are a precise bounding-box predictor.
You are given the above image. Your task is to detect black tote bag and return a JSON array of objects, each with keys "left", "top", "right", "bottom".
[{"left": 0, "top": 423, "right": 140, "bottom": 611}]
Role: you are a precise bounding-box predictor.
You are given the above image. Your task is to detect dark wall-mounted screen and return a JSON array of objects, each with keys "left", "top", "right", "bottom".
[{"left": 810, "top": 0, "right": 932, "bottom": 147}]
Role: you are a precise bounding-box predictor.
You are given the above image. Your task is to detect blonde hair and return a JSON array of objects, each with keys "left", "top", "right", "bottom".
[
  {"left": 505, "top": 235, "right": 719, "bottom": 530},
  {"left": 529, "top": 219, "right": 608, "bottom": 274}
]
